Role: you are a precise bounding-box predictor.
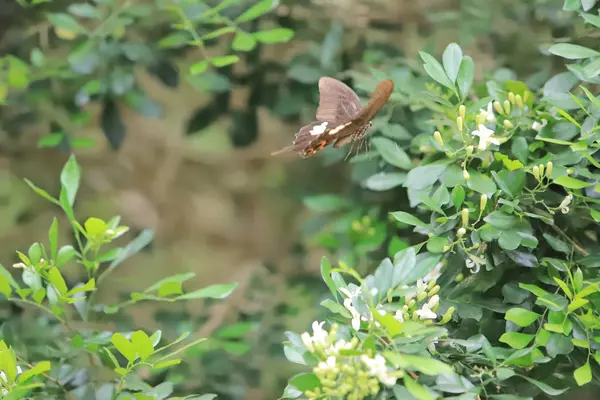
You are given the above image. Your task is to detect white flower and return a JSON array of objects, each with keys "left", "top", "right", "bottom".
[
  {"left": 479, "top": 102, "right": 497, "bottom": 123},
  {"left": 315, "top": 356, "right": 337, "bottom": 373},
  {"left": 301, "top": 332, "right": 314, "bottom": 351},
  {"left": 465, "top": 255, "right": 485, "bottom": 274},
  {"left": 311, "top": 321, "right": 328, "bottom": 346},
  {"left": 559, "top": 194, "right": 573, "bottom": 214},
  {"left": 326, "top": 339, "right": 353, "bottom": 356},
  {"left": 423, "top": 262, "right": 442, "bottom": 282},
  {"left": 532, "top": 119, "right": 547, "bottom": 132},
  {"left": 471, "top": 124, "right": 500, "bottom": 151},
  {"left": 416, "top": 304, "right": 437, "bottom": 320},
  {"left": 416, "top": 279, "right": 426, "bottom": 293},
  {"left": 394, "top": 310, "right": 404, "bottom": 322},
  {"left": 427, "top": 295, "right": 440, "bottom": 309},
  {"left": 343, "top": 298, "right": 362, "bottom": 331},
  {"left": 361, "top": 354, "right": 397, "bottom": 387},
  {"left": 0, "top": 366, "right": 22, "bottom": 394}
]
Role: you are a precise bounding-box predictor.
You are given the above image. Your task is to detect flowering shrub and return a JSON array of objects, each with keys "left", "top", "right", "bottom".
[{"left": 282, "top": 19, "right": 600, "bottom": 400}]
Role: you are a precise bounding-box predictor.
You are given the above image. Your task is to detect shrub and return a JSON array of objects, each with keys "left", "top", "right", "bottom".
[{"left": 281, "top": 10, "right": 600, "bottom": 400}]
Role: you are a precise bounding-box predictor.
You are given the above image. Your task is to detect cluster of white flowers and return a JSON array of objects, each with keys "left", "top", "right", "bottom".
[
  {"left": 532, "top": 119, "right": 547, "bottom": 132},
  {"left": 361, "top": 354, "right": 397, "bottom": 387}
]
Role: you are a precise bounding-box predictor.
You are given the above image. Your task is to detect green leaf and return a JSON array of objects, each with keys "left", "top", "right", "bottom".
[
  {"left": 543, "top": 234, "right": 570, "bottom": 253},
  {"left": 190, "top": 60, "right": 209, "bottom": 75},
  {"left": 427, "top": 236, "right": 449, "bottom": 253},
  {"left": 511, "top": 137, "right": 529, "bottom": 163},
  {"left": 84, "top": 217, "right": 107, "bottom": 237},
  {"left": 17, "top": 361, "right": 51, "bottom": 383},
  {"left": 209, "top": 55, "right": 240, "bottom": 67},
  {"left": 303, "top": 195, "right": 351, "bottom": 212},
  {"left": 130, "top": 331, "right": 155, "bottom": 361},
  {"left": 38, "top": 133, "right": 63, "bottom": 148},
  {"left": 390, "top": 211, "right": 428, "bottom": 228},
  {"left": 362, "top": 172, "right": 406, "bottom": 191},
  {"left": 404, "top": 375, "right": 436, "bottom": 400},
  {"left": 467, "top": 171, "right": 497, "bottom": 195},
  {"left": 574, "top": 362, "right": 592, "bottom": 386},
  {"left": 108, "top": 229, "right": 153, "bottom": 270},
  {"left": 47, "top": 13, "right": 84, "bottom": 33},
  {"left": 56, "top": 245, "right": 76, "bottom": 267},
  {"left": 549, "top": 43, "right": 600, "bottom": 60},
  {"left": 520, "top": 376, "right": 568, "bottom": 396},
  {"left": 519, "top": 283, "right": 549, "bottom": 298},
  {"left": 590, "top": 209, "right": 600, "bottom": 222},
  {"left": 59, "top": 154, "right": 81, "bottom": 207},
  {"left": 253, "top": 28, "right": 294, "bottom": 44},
  {"left": 484, "top": 211, "right": 519, "bottom": 230},
  {"left": 146, "top": 273, "right": 196, "bottom": 293},
  {"left": 536, "top": 293, "right": 568, "bottom": 311},
  {"left": 235, "top": 0, "right": 276, "bottom": 22},
  {"left": 372, "top": 137, "right": 412, "bottom": 170},
  {"left": 546, "top": 333, "right": 574, "bottom": 357},
  {"left": 28, "top": 243, "right": 42, "bottom": 264},
  {"left": 505, "top": 308, "right": 540, "bottom": 327},
  {"left": 288, "top": 373, "right": 320, "bottom": 391},
  {"left": 48, "top": 218, "right": 58, "bottom": 260},
  {"left": 451, "top": 185, "right": 465, "bottom": 209},
  {"left": 47, "top": 267, "right": 68, "bottom": 295},
  {"left": 232, "top": 31, "right": 256, "bottom": 51},
  {"left": 582, "top": 12, "right": 600, "bottom": 28},
  {"left": 419, "top": 51, "right": 454, "bottom": 91},
  {"left": 111, "top": 333, "right": 137, "bottom": 363},
  {"left": 384, "top": 352, "right": 453, "bottom": 375},
  {"left": 176, "top": 282, "right": 238, "bottom": 300},
  {"left": 66, "top": 278, "right": 95, "bottom": 296},
  {"left": 23, "top": 178, "right": 59, "bottom": 206},
  {"left": 0, "top": 274, "right": 12, "bottom": 298},
  {"left": 68, "top": 3, "right": 102, "bottom": 18},
  {"left": 201, "top": 26, "right": 236, "bottom": 40},
  {"left": 553, "top": 176, "right": 591, "bottom": 189},
  {"left": 499, "top": 332, "right": 534, "bottom": 349},
  {"left": 404, "top": 162, "right": 449, "bottom": 190},
  {"left": 320, "top": 257, "right": 338, "bottom": 301},
  {"left": 456, "top": 56, "right": 474, "bottom": 99},
  {"left": 442, "top": 43, "right": 462, "bottom": 83},
  {"left": 153, "top": 359, "right": 181, "bottom": 369}
]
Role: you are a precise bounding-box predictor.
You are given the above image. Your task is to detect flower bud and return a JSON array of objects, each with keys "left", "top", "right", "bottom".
[
  {"left": 503, "top": 119, "right": 513, "bottom": 129},
  {"left": 428, "top": 285, "right": 441, "bottom": 297},
  {"left": 463, "top": 170, "right": 470, "bottom": 180},
  {"left": 442, "top": 245, "right": 451, "bottom": 252},
  {"left": 434, "top": 131, "right": 444, "bottom": 147},
  {"left": 352, "top": 221, "right": 361, "bottom": 231},
  {"left": 546, "top": 161, "right": 553, "bottom": 178},
  {"left": 532, "top": 165, "right": 540, "bottom": 181},
  {"left": 427, "top": 279, "right": 437, "bottom": 291},
  {"left": 461, "top": 208, "right": 469, "bottom": 226},
  {"left": 508, "top": 92, "right": 515, "bottom": 104},
  {"left": 457, "top": 227, "right": 466, "bottom": 237},
  {"left": 515, "top": 94, "right": 524, "bottom": 109},
  {"left": 493, "top": 101, "right": 504, "bottom": 115},
  {"left": 475, "top": 113, "right": 482, "bottom": 126},
  {"left": 523, "top": 90, "right": 530, "bottom": 104},
  {"left": 480, "top": 194, "right": 487, "bottom": 211},
  {"left": 465, "top": 145, "right": 473, "bottom": 156},
  {"left": 459, "top": 105, "right": 466, "bottom": 119},
  {"left": 455, "top": 273, "right": 464, "bottom": 282},
  {"left": 457, "top": 116, "right": 463, "bottom": 132},
  {"left": 503, "top": 100, "right": 511, "bottom": 115},
  {"left": 407, "top": 299, "right": 416, "bottom": 309},
  {"left": 440, "top": 307, "right": 455, "bottom": 324},
  {"left": 566, "top": 168, "right": 573, "bottom": 175},
  {"left": 538, "top": 164, "right": 544, "bottom": 178},
  {"left": 417, "top": 291, "right": 427, "bottom": 302}
]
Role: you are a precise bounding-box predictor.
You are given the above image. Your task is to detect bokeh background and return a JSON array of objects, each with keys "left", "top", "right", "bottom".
[{"left": 0, "top": 0, "right": 591, "bottom": 398}]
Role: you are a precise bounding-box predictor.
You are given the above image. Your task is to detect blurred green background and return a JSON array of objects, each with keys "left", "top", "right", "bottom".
[{"left": 0, "top": 0, "right": 593, "bottom": 398}]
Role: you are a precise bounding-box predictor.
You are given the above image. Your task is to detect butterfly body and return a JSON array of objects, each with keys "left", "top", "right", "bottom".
[{"left": 272, "top": 77, "right": 394, "bottom": 157}]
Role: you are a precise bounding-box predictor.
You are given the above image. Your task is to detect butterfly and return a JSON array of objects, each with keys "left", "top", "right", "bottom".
[{"left": 271, "top": 77, "right": 394, "bottom": 158}]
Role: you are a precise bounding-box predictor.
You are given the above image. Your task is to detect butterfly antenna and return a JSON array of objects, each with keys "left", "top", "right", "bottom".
[{"left": 271, "top": 145, "right": 294, "bottom": 156}]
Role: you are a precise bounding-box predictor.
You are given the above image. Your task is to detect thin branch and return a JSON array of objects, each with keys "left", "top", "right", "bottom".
[{"left": 551, "top": 225, "right": 589, "bottom": 257}]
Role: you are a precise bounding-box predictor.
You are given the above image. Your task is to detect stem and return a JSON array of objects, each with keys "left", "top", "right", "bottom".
[
  {"left": 551, "top": 225, "right": 589, "bottom": 257},
  {"left": 10, "top": 298, "right": 74, "bottom": 332}
]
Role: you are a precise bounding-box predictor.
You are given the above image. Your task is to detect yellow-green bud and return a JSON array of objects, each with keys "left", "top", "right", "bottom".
[
  {"left": 508, "top": 92, "right": 515, "bottom": 104},
  {"left": 523, "top": 90, "right": 530, "bottom": 104},
  {"left": 503, "top": 119, "right": 513, "bottom": 129},
  {"left": 411, "top": 311, "right": 418, "bottom": 321},
  {"left": 538, "top": 164, "right": 544, "bottom": 178},
  {"left": 459, "top": 104, "right": 466, "bottom": 119},
  {"left": 428, "top": 285, "right": 441, "bottom": 297},
  {"left": 493, "top": 101, "right": 504, "bottom": 115},
  {"left": 480, "top": 194, "right": 487, "bottom": 211},
  {"left": 463, "top": 170, "right": 470, "bottom": 180},
  {"left": 461, "top": 208, "right": 469, "bottom": 226},
  {"left": 546, "top": 161, "right": 553, "bottom": 178},
  {"left": 465, "top": 145, "right": 474, "bottom": 156},
  {"left": 455, "top": 273, "right": 464, "bottom": 282},
  {"left": 515, "top": 94, "right": 524, "bottom": 109},
  {"left": 457, "top": 116, "right": 463, "bottom": 132},
  {"left": 434, "top": 130, "right": 444, "bottom": 147},
  {"left": 427, "top": 279, "right": 437, "bottom": 291},
  {"left": 473, "top": 242, "right": 480, "bottom": 249},
  {"left": 442, "top": 245, "right": 451, "bottom": 252},
  {"left": 440, "top": 307, "right": 455, "bottom": 324},
  {"left": 503, "top": 100, "right": 511, "bottom": 115},
  {"left": 532, "top": 165, "right": 540, "bottom": 181},
  {"left": 457, "top": 227, "right": 466, "bottom": 237},
  {"left": 475, "top": 113, "right": 482, "bottom": 126},
  {"left": 408, "top": 299, "right": 416, "bottom": 309},
  {"left": 566, "top": 168, "right": 573, "bottom": 175},
  {"left": 431, "top": 302, "right": 440, "bottom": 313},
  {"left": 417, "top": 291, "right": 427, "bottom": 302},
  {"left": 352, "top": 221, "right": 361, "bottom": 231}
]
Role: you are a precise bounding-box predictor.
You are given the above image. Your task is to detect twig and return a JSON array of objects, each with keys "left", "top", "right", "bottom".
[{"left": 551, "top": 225, "right": 589, "bottom": 257}]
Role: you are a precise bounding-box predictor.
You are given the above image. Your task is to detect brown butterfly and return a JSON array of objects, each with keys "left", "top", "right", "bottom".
[{"left": 271, "top": 77, "right": 394, "bottom": 158}]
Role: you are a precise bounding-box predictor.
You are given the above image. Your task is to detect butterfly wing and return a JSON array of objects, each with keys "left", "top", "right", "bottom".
[
  {"left": 354, "top": 79, "right": 394, "bottom": 124},
  {"left": 316, "top": 77, "right": 362, "bottom": 123}
]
